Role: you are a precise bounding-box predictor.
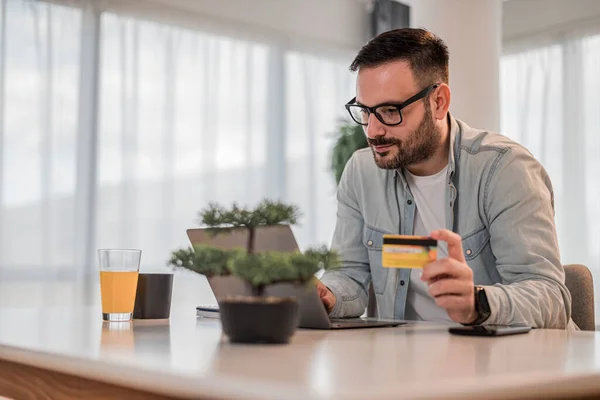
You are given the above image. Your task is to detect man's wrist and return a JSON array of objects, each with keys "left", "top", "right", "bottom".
[{"left": 464, "top": 286, "right": 491, "bottom": 326}]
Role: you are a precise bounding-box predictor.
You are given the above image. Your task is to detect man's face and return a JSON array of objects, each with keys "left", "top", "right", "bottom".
[{"left": 356, "top": 61, "right": 441, "bottom": 170}]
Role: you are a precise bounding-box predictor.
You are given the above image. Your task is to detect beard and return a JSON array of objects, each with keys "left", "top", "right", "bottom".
[{"left": 368, "top": 103, "right": 441, "bottom": 170}]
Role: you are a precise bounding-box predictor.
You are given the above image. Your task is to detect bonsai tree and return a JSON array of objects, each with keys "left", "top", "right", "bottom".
[
  {"left": 331, "top": 121, "right": 368, "bottom": 185},
  {"left": 168, "top": 199, "right": 299, "bottom": 276},
  {"left": 168, "top": 199, "right": 338, "bottom": 295},
  {"left": 168, "top": 199, "right": 339, "bottom": 344},
  {"left": 200, "top": 199, "right": 300, "bottom": 255}
]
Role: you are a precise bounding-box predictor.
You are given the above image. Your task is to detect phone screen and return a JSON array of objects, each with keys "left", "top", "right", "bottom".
[{"left": 449, "top": 325, "right": 531, "bottom": 336}]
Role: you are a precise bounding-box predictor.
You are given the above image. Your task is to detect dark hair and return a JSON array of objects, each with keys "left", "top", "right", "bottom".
[{"left": 350, "top": 28, "right": 449, "bottom": 86}]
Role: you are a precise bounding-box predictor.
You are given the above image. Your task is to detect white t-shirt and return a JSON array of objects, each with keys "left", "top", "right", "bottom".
[{"left": 403, "top": 165, "right": 452, "bottom": 322}]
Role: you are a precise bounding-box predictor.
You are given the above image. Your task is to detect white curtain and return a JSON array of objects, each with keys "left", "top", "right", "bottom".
[
  {"left": 501, "top": 33, "right": 600, "bottom": 319},
  {"left": 0, "top": 0, "right": 355, "bottom": 306},
  {"left": 97, "top": 13, "right": 354, "bottom": 266},
  {"left": 0, "top": 1, "right": 81, "bottom": 277},
  {"left": 285, "top": 51, "right": 355, "bottom": 250},
  {"left": 97, "top": 14, "right": 271, "bottom": 267}
]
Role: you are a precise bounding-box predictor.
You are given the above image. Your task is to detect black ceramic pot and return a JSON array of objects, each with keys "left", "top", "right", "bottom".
[
  {"left": 133, "top": 273, "right": 173, "bottom": 319},
  {"left": 219, "top": 297, "right": 299, "bottom": 344}
]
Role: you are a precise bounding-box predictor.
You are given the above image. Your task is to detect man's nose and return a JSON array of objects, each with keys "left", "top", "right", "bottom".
[{"left": 364, "top": 112, "right": 386, "bottom": 140}]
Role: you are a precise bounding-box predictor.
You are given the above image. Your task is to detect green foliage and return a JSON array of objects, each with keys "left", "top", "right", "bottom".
[
  {"left": 169, "top": 243, "right": 340, "bottom": 295},
  {"left": 168, "top": 245, "right": 242, "bottom": 277},
  {"left": 229, "top": 252, "right": 292, "bottom": 288},
  {"left": 168, "top": 247, "right": 195, "bottom": 270},
  {"left": 287, "top": 253, "right": 322, "bottom": 284},
  {"left": 300, "top": 245, "right": 340, "bottom": 272},
  {"left": 199, "top": 199, "right": 300, "bottom": 230},
  {"left": 229, "top": 246, "right": 339, "bottom": 287},
  {"left": 198, "top": 199, "right": 301, "bottom": 255},
  {"left": 331, "top": 121, "right": 368, "bottom": 185},
  {"left": 170, "top": 199, "right": 339, "bottom": 296}
]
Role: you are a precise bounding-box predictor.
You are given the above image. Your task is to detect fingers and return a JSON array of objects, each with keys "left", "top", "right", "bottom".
[
  {"left": 322, "top": 294, "right": 335, "bottom": 312},
  {"left": 317, "top": 282, "right": 329, "bottom": 299},
  {"left": 418, "top": 233, "right": 477, "bottom": 324},
  {"left": 433, "top": 294, "right": 472, "bottom": 311},
  {"left": 315, "top": 279, "right": 336, "bottom": 312},
  {"left": 315, "top": 279, "right": 328, "bottom": 295},
  {"left": 428, "top": 278, "right": 472, "bottom": 298},
  {"left": 430, "top": 229, "right": 466, "bottom": 263},
  {"left": 421, "top": 258, "right": 473, "bottom": 283}
]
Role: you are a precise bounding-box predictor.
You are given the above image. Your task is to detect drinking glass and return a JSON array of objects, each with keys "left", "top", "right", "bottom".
[{"left": 98, "top": 249, "right": 142, "bottom": 321}]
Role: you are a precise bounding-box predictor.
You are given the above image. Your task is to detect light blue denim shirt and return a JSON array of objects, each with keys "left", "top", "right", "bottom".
[{"left": 321, "top": 115, "right": 573, "bottom": 329}]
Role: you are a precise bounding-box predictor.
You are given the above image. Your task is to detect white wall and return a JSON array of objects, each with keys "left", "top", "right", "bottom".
[
  {"left": 503, "top": 0, "right": 600, "bottom": 44},
  {"left": 97, "top": 0, "right": 370, "bottom": 56},
  {"left": 399, "top": 0, "right": 502, "bottom": 132},
  {"left": 105, "top": 0, "right": 600, "bottom": 53}
]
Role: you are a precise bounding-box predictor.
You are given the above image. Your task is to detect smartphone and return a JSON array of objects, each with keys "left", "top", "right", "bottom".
[
  {"left": 196, "top": 305, "right": 220, "bottom": 319},
  {"left": 448, "top": 324, "right": 531, "bottom": 336}
]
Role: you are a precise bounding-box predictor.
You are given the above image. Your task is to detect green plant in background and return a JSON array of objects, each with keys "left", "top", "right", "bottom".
[
  {"left": 199, "top": 199, "right": 300, "bottom": 255},
  {"left": 331, "top": 121, "right": 368, "bottom": 185}
]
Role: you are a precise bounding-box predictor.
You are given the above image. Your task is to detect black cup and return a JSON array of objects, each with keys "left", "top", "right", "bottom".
[{"left": 133, "top": 273, "right": 173, "bottom": 319}]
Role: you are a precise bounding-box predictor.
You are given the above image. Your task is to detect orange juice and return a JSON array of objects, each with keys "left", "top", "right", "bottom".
[{"left": 100, "top": 271, "right": 139, "bottom": 313}]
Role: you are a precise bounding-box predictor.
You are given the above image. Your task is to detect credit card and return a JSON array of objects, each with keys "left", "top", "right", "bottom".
[{"left": 382, "top": 235, "right": 437, "bottom": 269}]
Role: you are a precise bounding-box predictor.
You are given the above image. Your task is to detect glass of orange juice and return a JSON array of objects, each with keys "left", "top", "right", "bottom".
[{"left": 98, "top": 249, "right": 142, "bottom": 322}]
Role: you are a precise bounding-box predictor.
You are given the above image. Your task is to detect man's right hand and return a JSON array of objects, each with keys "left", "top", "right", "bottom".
[{"left": 315, "top": 278, "right": 336, "bottom": 313}]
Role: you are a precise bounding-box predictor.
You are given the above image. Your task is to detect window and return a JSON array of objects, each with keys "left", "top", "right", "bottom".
[
  {"left": 285, "top": 51, "right": 354, "bottom": 249},
  {"left": 0, "top": 1, "right": 81, "bottom": 275},
  {"left": 501, "top": 33, "right": 600, "bottom": 319},
  {"left": 97, "top": 14, "right": 271, "bottom": 266},
  {"left": 0, "top": 1, "right": 355, "bottom": 298}
]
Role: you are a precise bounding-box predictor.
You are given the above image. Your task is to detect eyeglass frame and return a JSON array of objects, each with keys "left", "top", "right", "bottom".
[{"left": 344, "top": 83, "right": 440, "bottom": 127}]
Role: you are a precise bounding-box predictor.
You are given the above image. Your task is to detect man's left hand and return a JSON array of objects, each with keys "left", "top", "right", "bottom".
[{"left": 421, "top": 229, "right": 477, "bottom": 324}]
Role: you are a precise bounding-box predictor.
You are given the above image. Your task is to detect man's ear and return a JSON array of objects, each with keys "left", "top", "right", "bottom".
[{"left": 432, "top": 83, "right": 451, "bottom": 120}]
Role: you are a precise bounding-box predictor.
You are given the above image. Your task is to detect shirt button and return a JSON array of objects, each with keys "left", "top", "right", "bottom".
[
  {"left": 407, "top": 200, "right": 413, "bottom": 205},
  {"left": 367, "top": 240, "right": 373, "bottom": 246},
  {"left": 400, "top": 280, "right": 405, "bottom": 286},
  {"left": 465, "top": 249, "right": 472, "bottom": 256}
]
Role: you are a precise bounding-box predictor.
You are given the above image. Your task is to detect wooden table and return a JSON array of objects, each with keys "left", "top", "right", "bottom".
[{"left": 0, "top": 306, "right": 599, "bottom": 399}]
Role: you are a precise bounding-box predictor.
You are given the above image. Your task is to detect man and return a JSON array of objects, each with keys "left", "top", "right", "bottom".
[{"left": 318, "top": 28, "right": 573, "bottom": 329}]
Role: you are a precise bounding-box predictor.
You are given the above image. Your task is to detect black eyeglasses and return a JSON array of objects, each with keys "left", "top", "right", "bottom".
[{"left": 345, "top": 84, "right": 440, "bottom": 126}]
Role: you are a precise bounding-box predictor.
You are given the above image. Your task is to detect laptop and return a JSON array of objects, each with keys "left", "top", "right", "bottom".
[
  {"left": 187, "top": 224, "right": 299, "bottom": 253},
  {"left": 188, "top": 225, "right": 404, "bottom": 330}
]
